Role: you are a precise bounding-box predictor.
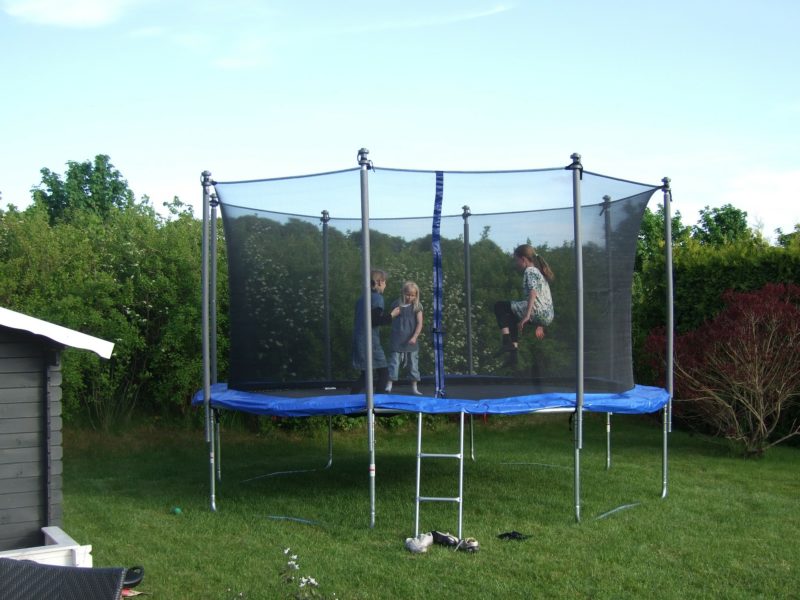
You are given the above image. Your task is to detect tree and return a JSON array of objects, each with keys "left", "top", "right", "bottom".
[
  {"left": 31, "top": 154, "right": 134, "bottom": 224},
  {"left": 636, "top": 203, "right": 689, "bottom": 271},
  {"left": 692, "top": 204, "right": 752, "bottom": 245},
  {"left": 775, "top": 224, "right": 800, "bottom": 249},
  {"left": 1, "top": 155, "right": 209, "bottom": 427}
]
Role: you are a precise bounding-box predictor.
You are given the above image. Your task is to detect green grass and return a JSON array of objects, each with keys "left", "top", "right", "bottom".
[{"left": 62, "top": 414, "right": 800, "bottom": 599}]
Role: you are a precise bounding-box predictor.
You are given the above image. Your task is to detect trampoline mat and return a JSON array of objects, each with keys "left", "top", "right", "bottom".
[{"left": 193, "top": 377, "right": 669, "bottom": 417}]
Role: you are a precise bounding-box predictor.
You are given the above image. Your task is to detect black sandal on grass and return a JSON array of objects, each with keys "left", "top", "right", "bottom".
[{"left": 498, "top": 531, "right": 530, "bottom": 541}]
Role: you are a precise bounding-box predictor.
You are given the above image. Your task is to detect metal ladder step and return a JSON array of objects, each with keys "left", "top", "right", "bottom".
[{"left": 414, "top": 411, "right": 465, "bottom": 539}]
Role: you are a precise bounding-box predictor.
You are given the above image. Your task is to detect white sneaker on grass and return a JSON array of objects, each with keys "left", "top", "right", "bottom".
[{"left": 404, "top": 532, "right": 434, "bottom": 553}]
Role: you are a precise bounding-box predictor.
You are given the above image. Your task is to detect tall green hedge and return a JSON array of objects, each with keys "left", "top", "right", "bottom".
[{"left": 633, "top": 238, "right": 800, "bottom": 383}]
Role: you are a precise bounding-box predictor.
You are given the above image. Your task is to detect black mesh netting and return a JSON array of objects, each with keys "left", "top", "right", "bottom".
[
  {"left": 0, "top": 558, "right": 125, "bottom": 600},
  {"left": 214, "top": 167, "right": 658, "bottom": 393}
]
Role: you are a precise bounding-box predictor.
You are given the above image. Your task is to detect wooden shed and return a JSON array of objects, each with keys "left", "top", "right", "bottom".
[{"left": 0, "top": 307, "right": 113, "bottom": 552}]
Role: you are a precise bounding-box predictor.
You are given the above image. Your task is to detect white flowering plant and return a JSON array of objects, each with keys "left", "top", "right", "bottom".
[{"left": 280, "top": 547, "right": 337, "bottom": 600}]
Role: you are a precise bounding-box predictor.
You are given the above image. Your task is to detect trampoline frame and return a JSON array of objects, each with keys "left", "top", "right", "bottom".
[{"left": 198, "top": 152, "right": 675, "bottom": 527}]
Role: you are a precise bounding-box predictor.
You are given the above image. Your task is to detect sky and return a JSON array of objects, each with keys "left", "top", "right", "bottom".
[{"left": 1, "top": 0, "right": 798, "bottom": 241}]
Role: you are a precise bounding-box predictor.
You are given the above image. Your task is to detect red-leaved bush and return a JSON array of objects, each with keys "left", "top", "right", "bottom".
[{"left": 646, "top": 283, "right": 800, "bottom": 456}]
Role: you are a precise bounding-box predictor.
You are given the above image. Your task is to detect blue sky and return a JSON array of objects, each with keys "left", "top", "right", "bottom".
[{"left": 1, "top": 0, "right": 798, "bottom": 240}]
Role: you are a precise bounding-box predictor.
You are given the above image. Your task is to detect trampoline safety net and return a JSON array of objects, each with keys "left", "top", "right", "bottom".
[{"left": 213, "top": 166, "right": 659, "bottom": 395}]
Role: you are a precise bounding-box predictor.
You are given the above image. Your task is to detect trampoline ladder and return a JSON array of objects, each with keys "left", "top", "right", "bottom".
[{"left": 413, "top": 411, "right": 465, "bottom": 540}]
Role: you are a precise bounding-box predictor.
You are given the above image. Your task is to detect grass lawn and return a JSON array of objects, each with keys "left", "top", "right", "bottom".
[{"left": 62, "top": 413, "right": 799, "bottom": 599}]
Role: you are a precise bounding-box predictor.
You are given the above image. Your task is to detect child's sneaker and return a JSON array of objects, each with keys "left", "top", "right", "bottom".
[
  {"left": 404, "top": 532, "right": 434, "bottom": 553},
  {"left": 455, "top": 537, "right": 480, "bottom": 553},
  {"left": 431, "top": 531, "right": 459, "bottom": 547}
]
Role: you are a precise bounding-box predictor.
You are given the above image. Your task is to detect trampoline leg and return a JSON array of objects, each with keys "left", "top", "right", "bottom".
[
  {"left": 208, "top": 411, "right": 217, "bottom": 512},
  {"left": 469, "top": 414, "right": 475, "bottom": 461},
  {"left": 215, "top": 410, "right": 222, "bottom": 482},
  {"left": 606, "top": 412, "right": 612, "bottom": 471},
  {"left": 414, "top": 412, "right": 423, "bottom": 537},
  {"left": 325, "top": 415, "right": 334, "bottom": 469},
  {"left": 457, "top": 411, "right": 465, "bottom": 540},
  {"left": 661, "top": 405, "right": 669, "bottom": 498},
  {"left": 574, "top": 410, "right": 581, "bottom": 524}
]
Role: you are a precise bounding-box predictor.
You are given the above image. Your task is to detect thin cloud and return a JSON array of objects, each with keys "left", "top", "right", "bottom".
[
  {"left": 334, "top": 4, "right": 514, "bottom": 35},
  {"left": 199, "top": 3, "right": 515, "bottom": 70},
  {"left": 2, "top": 0, "right": 144, "bottom": 27}
]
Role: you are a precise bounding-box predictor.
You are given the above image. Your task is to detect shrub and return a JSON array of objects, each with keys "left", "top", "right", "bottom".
[{"left": 646, "top": 283, "right": 800, "bottom": 456}]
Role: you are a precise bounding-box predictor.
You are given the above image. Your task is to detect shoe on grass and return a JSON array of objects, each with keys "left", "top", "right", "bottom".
[
  {"left": 455, "top": 537, "right": 480, "bottom": 553},
  {"left": 431, "top": 531, "right": 459, "bottom": 547},
  {"left": 404, "top": 532, "right": 434, "bottom": 553},
  {"left": 498, "top": 531, "right": 530, "bottom": 541}
]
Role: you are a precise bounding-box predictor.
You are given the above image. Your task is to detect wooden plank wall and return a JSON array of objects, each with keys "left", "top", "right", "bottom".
[{"left": 0, "top": 327, "right": 63, "bottom": 551}]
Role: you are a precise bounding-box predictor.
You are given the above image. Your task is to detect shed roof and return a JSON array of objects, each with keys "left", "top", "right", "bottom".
[{"left": 0, "top": 307, "right": 114, "bottom": 359}]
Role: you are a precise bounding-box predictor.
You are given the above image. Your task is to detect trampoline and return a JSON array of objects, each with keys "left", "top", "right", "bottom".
[{"left": 195, "top": 150, "right": 675, "bottom": 536}]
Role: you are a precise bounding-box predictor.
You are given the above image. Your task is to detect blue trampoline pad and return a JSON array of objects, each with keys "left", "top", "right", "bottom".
[{"left": 192, "top": 382, "right": 669, "bottom": 418}]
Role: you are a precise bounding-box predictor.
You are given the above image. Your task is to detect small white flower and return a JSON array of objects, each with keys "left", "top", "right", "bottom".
[{"left": 283, "top": 547, "right": 291, "bottom": 554}]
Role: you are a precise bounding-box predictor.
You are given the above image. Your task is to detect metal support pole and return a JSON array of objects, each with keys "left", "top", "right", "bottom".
[
  {"left": 210, "top": 193, "right": 219, "bottom": 386},
  {"left": 462, "top": 205, "right": 474, "bottom": 374},
  {"left": 457, "top": 411, "right": 465, "bottom": 539},
  {"left": 662, "top": 178, "right": 674, "bottom": 499},
  {"left": 602, "top": 195, "right": 614, "bottom": 382},
  {"left": 602, "top": 195, "right": 613, "bottom": 473},
  {"left": 568, "top": 153, "right": 584, "bottom": 523},
  {"left": 358, "top": 148, "right": 376, "bottom": 528},
  {"left": 414, "top": 412, "right": 423, "bottom": 536},
  {"left": 462, "top": 205, "right": 477, "bottom": 461},
  {"left": 321, "top": 210, "right": 332, "bottom": 380},
  {"left": 210, "top": 191, "right": 221, "bottom": 483},
  {"left": 201, "top": 170, "right": 217, "bottom": 512}
]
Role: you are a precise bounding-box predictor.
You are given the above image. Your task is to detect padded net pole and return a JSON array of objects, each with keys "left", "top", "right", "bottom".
[
  {"left": 321, "top": 210, "right": 332, "bottom": 380},
  {"left": 358, "top": 148, "right": 377, "bottom": 528},
  {"left": 210, "top": 190, "right": 222, "bottom": 483},
  {"left": 602, "top": 195, "right": 614, "bottom": 382},
  {"left": 603, "top": 195, "right": 613, "bottom": 471},
  {"left": 462, "top": 205, "right": 474, "bottom": 374},
  {"left": 568, "top": 153, "right": 584, "bottom": 523},
  {"left": 462, "top": 205, "right": 476, "bottom": 459},
  {"left": 200, "top": 170, "right": 217, "bottom": 512},
  {"left": 662, "top": 177, "right": 674, "bottom": 499},
  {"left": 432, "top": 172, "right": 446, "bottom": 397},
  {"left": 210, "top": 192, "right": 219, "bottom": 386}
]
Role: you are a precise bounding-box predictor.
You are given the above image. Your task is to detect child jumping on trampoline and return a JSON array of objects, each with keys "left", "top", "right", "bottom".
[
  {"left": 494, "top": 244, "right": 555, "bottom": 367},
  {"left": 351, "top": 269, "right": 400, "bottom": 394},
  {"left": 386, "top": 280, "right": 424, "bottom": 395}
]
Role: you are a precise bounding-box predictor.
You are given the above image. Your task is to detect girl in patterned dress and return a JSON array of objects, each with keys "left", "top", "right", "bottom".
[{"left": 493, "top": 244, "right": 555, "bottom": 366}]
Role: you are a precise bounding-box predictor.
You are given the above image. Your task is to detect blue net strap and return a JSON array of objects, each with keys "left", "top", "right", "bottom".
[{"left": 431, "top": 171, "right": 445, "bottom": 398}]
